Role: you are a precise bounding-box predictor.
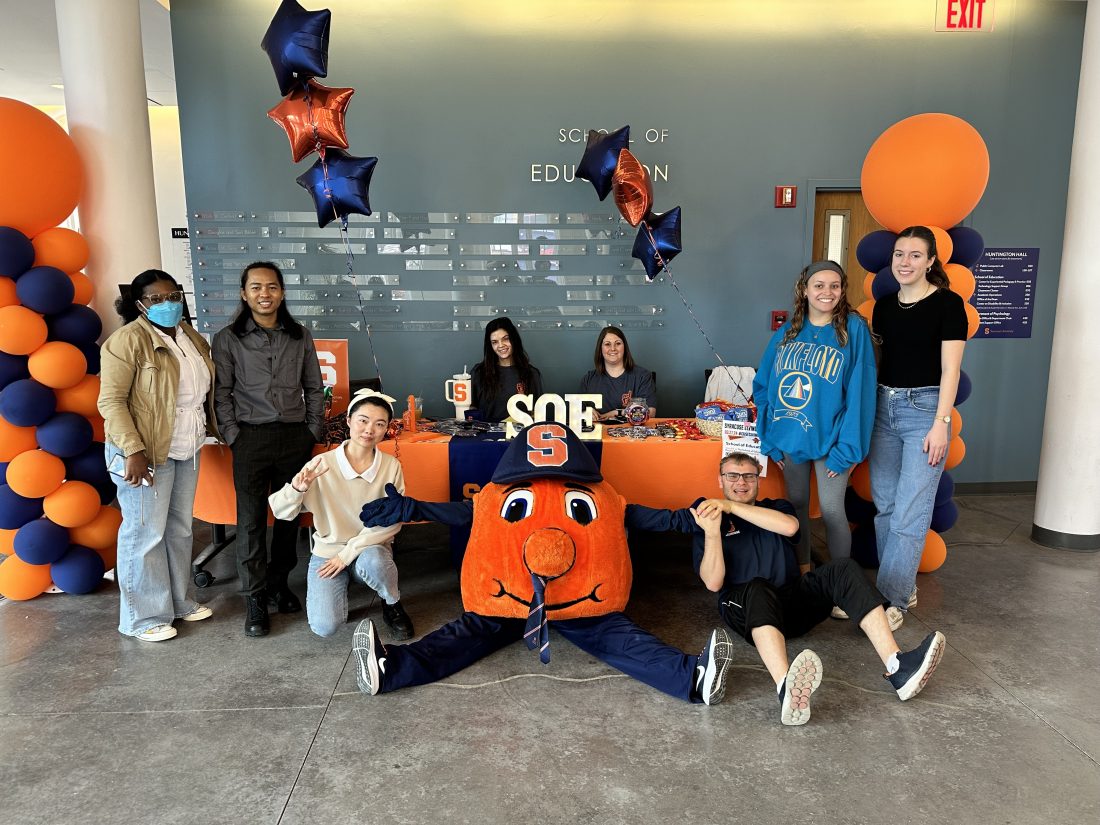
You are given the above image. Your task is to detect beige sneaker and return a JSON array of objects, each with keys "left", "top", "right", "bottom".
[
  {"left": 830, "top": 606, "right": 849, "bottom": 620},
  {"left": 886, "top": 606, "right": 904, "bottom": 631},
  {"left": 908, "top": 588, "right": 918, "bottom": 608}
]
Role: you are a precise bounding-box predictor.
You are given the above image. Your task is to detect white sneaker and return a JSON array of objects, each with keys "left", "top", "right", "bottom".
[
  {"left": 135, "top": 624, "right": 177, "bottom": 642},
  {"left": 908, "top": 588, "right": 918, "bottom": 608},
  {"left": 886, "top": 606, "right": 904, "bottom": 632},
  {"left": 830, "top": 606, "right": 849, "bottom": 620},
  {"left": 179, "top": 604, "right": 213, "bottom": 622},
  {"left": 779, "top": 649, "right": 823, "bottom": 726}
]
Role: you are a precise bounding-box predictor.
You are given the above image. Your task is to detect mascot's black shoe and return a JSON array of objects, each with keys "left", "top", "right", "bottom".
[
  {"left": 267, "top": 586, "right": 302, "bottom": 614},
  {"left": 382, "top": 601, "right": 414, "bottom": 640},
  {"left": 696, "top": 628, "right": 734, "bottom": 705},
  {"left": 353, "top": 619, "right": 386, "bottom": 695}
]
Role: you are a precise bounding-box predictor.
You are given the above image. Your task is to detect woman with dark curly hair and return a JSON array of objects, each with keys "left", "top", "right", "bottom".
[{"left": 753, "top": 260, "right": 877, "bottom": 575}]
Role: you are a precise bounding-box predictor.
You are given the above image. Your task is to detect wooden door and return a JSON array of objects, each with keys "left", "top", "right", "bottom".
[{"left": 812, "top": 190, "right": 885, "bottom": 306}]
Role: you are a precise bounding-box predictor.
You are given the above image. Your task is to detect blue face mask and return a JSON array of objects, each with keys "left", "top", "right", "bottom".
[{"left": 144, "top": 301, "right": 184, "bottom": 327}]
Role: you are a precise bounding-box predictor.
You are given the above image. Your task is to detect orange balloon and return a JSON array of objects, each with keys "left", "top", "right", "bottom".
[
  {"left": 928, "top": 226, "right": 953, "bottom": 264},
  {"left": 0, "top": 527, "right": 16, "bottom": 555},
  {"left": 757, "top": 463, "right": 787, "bottom": 501},
  {"left": 918, "top": 530, "right": 947, "bottom": 573},
  {"left": 0, "top": 99, "right": 85, "bottom": 237},
  {"left": 0, "top": 305, "right": 48, "bottom": 355},
  {"left": 32, "top": 228, "right": 89, "bottom": 272},
  {"left": 55, "top": 374, "right": 101, "bottom": 417},
  {"left": 950, "top": 407, "right": 962, "bottom": 438},
  {"left": 95, "top": 542, "right": 118, "bottom": 572},
  {"left": 862, "top": 272, "right": 875, "bottom": 297},
  {"left": 5, "top": 449, "right": 66, "bottom": 498},
  {"left": 43, "top": 480, "right": 101, "bottom": 528},
  {"left": 850, "top": 461, "right": 873, "bottom": 501},
  {"left": 946, "top": 263, "right": 976, "bottom": 300},
  {"left": 0, "top": 276, "right": 17, "bottom": 308},
  {"left": 964, "top": 302, "right": 981, "bottom": 338},
  {"left": 613, "top": 149, "right": 653, "bottom": 227},
  {"left": 856, "top": 299, "right": 876, "bottom": 320},
  {"left": 0, "top": 418, "right": 40, "bottom": 462},
  {"left": 69, "top": 505, "right": 123, "bottom": 551},
  {"left": 28, "top": 340, "right": 88, "bottom": 389},
  {"left": 87, "top": 415, "right": 106, "bottom": 442},
  {"left": 68, "top": 271, "right": 94, "bottom": 305},
  {"left": 267, "top": 80, "right": 354, "bottom": 163},
  {"left": 0, "top": 554, "right": 53, "bottom": 600},
  {"left": 861, "top": 113, "right": 990, "bottom": 233},
  {"left": 945, "top": 436, "right": 966, "bottom": 470}
]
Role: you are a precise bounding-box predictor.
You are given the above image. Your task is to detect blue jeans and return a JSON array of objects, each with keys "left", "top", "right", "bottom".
[
  {"left": 306, "top": 547, "right": 400, "bottom": 638},
  {"left": 868, "top": 386, "right": 947, "bottom": 609},
  {"left": 108, "top": 443, "right": 202, "bottom": 637}
]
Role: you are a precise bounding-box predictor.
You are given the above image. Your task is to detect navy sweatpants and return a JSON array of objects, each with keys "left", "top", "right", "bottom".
[{"left": 378, "top": 610, "right": 703, "bottom": 703}]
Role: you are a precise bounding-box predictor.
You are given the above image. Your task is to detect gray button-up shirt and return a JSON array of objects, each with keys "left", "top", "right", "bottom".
[{"left": 212, "top": 316, "right": 324, "bottom": 446}]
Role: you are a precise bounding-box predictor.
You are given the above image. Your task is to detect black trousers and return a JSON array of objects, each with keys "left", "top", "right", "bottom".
[
  {"left": 718, "top": 559, "right": 887, "bottom": 644},
  {"left": 231, "top": 421, "right": 316, "bottom": 596}
]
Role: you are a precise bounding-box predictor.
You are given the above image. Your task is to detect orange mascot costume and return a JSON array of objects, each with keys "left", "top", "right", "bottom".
[{"left": 352, "top": 422, "right": 733, "bottom": 705}]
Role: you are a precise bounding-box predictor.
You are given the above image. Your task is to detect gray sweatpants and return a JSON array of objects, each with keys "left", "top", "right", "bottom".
[{"left": 781, "top": 455, "right": 852, "bottom": 566}]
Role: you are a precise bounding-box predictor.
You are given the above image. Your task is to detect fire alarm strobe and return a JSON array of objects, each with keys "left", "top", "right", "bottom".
[{"left": 774, "top": 186, "right": 797, "bottom": 208}]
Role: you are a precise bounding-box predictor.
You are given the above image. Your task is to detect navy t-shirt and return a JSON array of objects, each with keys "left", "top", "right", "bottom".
[{"left": 689, "top": 497, "right": 801, "bottom": 590}]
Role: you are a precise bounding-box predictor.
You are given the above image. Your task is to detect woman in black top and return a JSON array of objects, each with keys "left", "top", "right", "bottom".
[
  {"left": 469, "top": 317, "right": 543, "bottom": 422},
  {"left": 869, "top": 226, "right": 967, "bottom": 629}
]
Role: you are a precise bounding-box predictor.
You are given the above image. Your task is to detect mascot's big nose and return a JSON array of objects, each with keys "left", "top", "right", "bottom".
[{"left": 523, "top": 528, "right": 576, "bottom": 580}]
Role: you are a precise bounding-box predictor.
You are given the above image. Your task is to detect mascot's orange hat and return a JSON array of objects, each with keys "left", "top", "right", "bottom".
[{"left": 460, "top": 422, "right": 632, "bottom": 622}]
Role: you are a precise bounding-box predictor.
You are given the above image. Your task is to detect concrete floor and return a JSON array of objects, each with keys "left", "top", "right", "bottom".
[{"left": 1, "top": 493, "right": 1098, "bottom": 824}]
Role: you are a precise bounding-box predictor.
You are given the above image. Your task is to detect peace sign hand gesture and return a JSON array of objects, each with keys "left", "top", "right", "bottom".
[{"left": 292, "top": 457, "right": 328, "bottom": 493}]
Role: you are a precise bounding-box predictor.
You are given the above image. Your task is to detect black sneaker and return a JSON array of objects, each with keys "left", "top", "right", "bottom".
[
  {"left": 382, "top": 601, "right": 414, "bottom": 640},
  {"left": 244, "top": 594, "right": 270, "bottom": 637},
  {"left": 888, "top": 631, "right": 945, "bottom": 701},
  {"left": 352, "top": 619, "right": 386, "bottom": 695},
  {"left": 267, "top": 586, "right": 302, "bottom": 614},
  {"left": 779, "top": 649, "right": 822, "bottom": 725},
  {"left": 694, "top": 628, "right": 734, "bottom": 705}
]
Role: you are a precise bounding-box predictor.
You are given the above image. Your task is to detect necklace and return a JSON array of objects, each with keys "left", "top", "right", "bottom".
[{"left": 897, "top": 283, "right": 933, "bottom": 310}]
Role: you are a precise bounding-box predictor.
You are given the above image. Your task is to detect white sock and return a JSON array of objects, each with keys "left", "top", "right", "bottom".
[
  {"left": 886, "top": 652, "right": 900, "bottom": 674},
  {"left": 777, "top": 680, "right": 785, "bottom": 695}
]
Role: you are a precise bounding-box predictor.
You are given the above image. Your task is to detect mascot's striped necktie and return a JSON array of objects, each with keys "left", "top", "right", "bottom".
[{"left": 524, "top": 573, "right": 550, "bottom": 664}]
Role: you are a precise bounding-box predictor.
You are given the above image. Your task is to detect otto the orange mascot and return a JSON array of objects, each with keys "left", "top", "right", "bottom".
[{"left": 354, "top": 422, "right": 734, "bottom": 704}]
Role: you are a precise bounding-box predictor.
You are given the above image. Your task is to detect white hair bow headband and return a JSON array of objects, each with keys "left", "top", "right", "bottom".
[{"left": 350, "top": 388, "right": 397, "bottom": 405}]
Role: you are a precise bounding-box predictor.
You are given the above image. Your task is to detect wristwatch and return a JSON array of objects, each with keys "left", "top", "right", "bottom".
[{"left": 939, "top": 415, "right": 951, "bottom": 424}]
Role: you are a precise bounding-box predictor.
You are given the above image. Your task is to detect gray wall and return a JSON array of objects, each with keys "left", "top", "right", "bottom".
[{"left": 170, "top": 0, "right": 1086, "bottom": 484}]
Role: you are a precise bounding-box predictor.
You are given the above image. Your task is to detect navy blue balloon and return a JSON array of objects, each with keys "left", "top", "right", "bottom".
[
  {"left": 844, "top": 485, "right": 877, "bottom": 523},
  {"left": 855, "top": 230, "right": 897, "bottom": 274},
  {"left": 50, "top": 545, "right": 105, "bottom": 594},
  {"left": 947, "top": 226, "right": 984, "bottom": 268},
  {"left": 47, "top": 305, "right": 103, "bottom": 346},
  {"left": 77, "top": 342, "right": 100, "bottom": 375},
  {"left": 0, "top": 462, "right": 6, "bottom": 484},
  {"left": 261, "top": 0, "right": 331, "bottom": 95},
  {"left": 296, "top": 150, "right": 378, "bottom": 229},
  {"left": 0, "top": 378, "right": 56, "bottom": 426},
  {"left": 94, "top": 478, "right": 117, "bottom": 506},
  {"left": 870, "top": 265, "right": 900, "bottom": 300},
  {"left": 13, "top": 518, "right": 71, "bottom": 565},
  {"left": 0, "top": 226, "right": 35, "bottom": 278},
  {"left": 15, "top": 266, "right": 75, "bottom": 314},
  {"left": 0, "top": 484, "right": 44, "bottom": 529},
  {"left": 64, "top": 441, "right": 111, "bottom": 488},
  {"left": 850, "top": 521, "right": 879, "bottom": 568},
  {"left": 955, "top": 370, "right": 972, "bottom": 406},
  {"left": 36, "top": 412, "right": 94, "bottom": 458},
  {"left": 930, "top": 499, "right": 959, "bottom": 533},
  {"left": 935, "top": 471, "right": 955, "bottom": 506},
  {"left": 632, "top": 207, "right": 682, "bottom": 281},
  {"left": 0, "top": 352, "right": 30, "bottom": 390},
  {"left": 575, "top": 126, "right": 630, "bottom": 201}
]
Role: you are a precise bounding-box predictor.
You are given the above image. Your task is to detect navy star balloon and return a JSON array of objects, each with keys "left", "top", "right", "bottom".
[
  {"left": 295, "top": 149, "right": 378, "bottom": 228},
  {"left": 260, "top": 0, "right": 332, "bottom": 96},
  {"left": 632, "top": 206, "right": 682, "bottom": 281},
  {"left": 575, "top": 125, "right": 630, "bottom": 201}
]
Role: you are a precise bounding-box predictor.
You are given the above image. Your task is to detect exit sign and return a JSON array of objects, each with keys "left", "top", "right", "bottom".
[{"left": 936, "top": 0, "right": 994, "bottom": 32}]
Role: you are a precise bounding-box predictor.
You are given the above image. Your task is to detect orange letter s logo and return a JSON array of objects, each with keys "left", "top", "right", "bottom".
[{"left": 525, "top": 423, "right": 568, "bottom": 468}]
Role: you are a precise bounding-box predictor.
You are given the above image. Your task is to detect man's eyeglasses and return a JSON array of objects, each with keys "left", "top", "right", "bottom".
[
  {"left": 142, "top": 291, "right": 185, "bottom": 306},
  {"left": 721, "top": 471, "right": 759, "bottom": 482}
]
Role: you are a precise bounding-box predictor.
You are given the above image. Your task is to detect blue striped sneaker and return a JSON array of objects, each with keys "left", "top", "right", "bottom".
[
  {"left": 889, "top": 631, "right": 945, "bottom": 701},
  {"left": 695, "top": 628, "right": 734, "bottom": 705},
  {"left": 352, "top": 619, "right": 387, "bottom": 696}
]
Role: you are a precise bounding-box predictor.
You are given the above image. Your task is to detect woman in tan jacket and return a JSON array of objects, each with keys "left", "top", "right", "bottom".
[{"left": 98, "top": 269, "right": 220, "bottom": 642}]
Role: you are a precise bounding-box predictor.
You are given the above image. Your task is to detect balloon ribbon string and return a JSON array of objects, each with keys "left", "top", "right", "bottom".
[{"left": 641, "top": 222, "right": 727, "bottom": 368}]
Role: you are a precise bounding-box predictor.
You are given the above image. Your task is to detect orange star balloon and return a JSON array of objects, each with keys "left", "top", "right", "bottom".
[
  {"left": 267, "top": 79, "right": 354, "bottom": 163},
  {"left": 612, "top": 148, "right": 652, "bottom": 227}
]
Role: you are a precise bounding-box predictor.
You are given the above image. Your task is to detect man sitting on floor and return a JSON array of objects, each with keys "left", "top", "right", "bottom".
[{"left": 625, "top": 451, "right": 946, "bottom": 725}]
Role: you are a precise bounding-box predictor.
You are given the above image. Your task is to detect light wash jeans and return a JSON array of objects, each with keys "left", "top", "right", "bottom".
[
  {"left": 108, "top": 443, "right": 202, "bottom": 637},
  {"left": 868, "top": 386, "right": 948, "bottom": 609},
  {"left": 306, "top": 546, "right": 400, "bottom": 638},
  {"left": 782, "top": 455, "right": 853, "bottom": 566}
]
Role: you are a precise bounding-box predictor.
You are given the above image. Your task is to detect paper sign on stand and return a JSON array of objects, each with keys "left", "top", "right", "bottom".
[{"left": 721, "top": 420, "right": 769, "bottom": 477}]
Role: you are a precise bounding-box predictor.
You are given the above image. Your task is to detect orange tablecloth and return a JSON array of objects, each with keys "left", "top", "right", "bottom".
[{"left": 194, "top": 421, "right": 795, "bottom": 524}]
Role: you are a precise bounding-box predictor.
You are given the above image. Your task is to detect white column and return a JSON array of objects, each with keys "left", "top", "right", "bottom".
[
  {"left": 1033, "top": 4, "right": 1100, "bottom": 551},
  {"left": 54, "top": 0, "right": 161, "bottom": 335}
]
